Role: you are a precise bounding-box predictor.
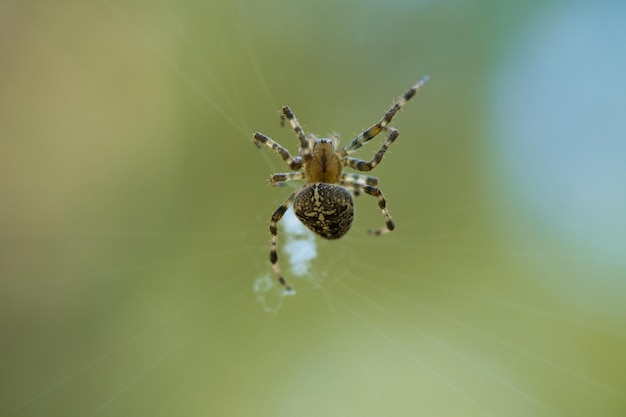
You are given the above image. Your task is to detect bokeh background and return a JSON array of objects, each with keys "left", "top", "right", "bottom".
[{"left": 1, "top": 0, "right": 625, "bottom": 416}]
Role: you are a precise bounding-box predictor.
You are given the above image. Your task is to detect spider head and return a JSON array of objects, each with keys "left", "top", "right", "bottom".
[
  {"left": 307, "top": 135, "right": 339, "bottom": 149},
  {"left": 311, "top": 137, "right": 333, "bottom": 147}
]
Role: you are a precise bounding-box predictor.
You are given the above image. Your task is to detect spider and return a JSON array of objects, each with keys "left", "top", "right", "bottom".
[{"left": 253, "top": 76, "right": 428, "bottom": 293}]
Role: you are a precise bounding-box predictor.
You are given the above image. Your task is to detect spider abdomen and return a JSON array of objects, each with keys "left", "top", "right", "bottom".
[{"left": 293, "top": 183, "right": 354, "bottom": 240}]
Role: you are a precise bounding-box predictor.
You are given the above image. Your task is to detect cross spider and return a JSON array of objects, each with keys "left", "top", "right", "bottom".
[{"left": 253, "top": 76, "right": 428, "bottom": 293}]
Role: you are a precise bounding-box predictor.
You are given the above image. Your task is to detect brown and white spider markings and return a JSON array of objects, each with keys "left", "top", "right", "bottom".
[{"left": 253, "top": 76, "right": 429, "bottom": 293}]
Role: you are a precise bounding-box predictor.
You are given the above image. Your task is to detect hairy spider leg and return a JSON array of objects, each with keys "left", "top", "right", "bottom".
[
  {"left": 281, "top": 106, "right": 312, "bottom": 163},
  {"left": 342, "top": 75, "right": 429, "bottom": 155},
  {"left": 340, "top": 172, "right": 379, "bottom": 187},
  {"left": 342, "top": 183, "right": 395, "bottom": 235},
  {"left": 268, "top": 185, "right": 306, "bottom": 294},
  {"left": 344, "top": 127, "right": 399, "bottom": 172},
  {"left": 253, "top": 132, "right": 303, "bottom": 170},
  {"left": 340, "top": 173, "right": 380, "bottom": 196},
  {"left": 269, "top": 172, "right": 306, "bottom": 185}
]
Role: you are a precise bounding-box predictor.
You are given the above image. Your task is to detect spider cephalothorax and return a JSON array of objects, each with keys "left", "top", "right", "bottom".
[{"left": 253, "top": 76, "right": 428, "bottom": 293}]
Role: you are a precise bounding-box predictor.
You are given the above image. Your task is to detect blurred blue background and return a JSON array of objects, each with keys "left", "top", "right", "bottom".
[{"left": 1, "top": 0, "right": 625, "bottom": 416}]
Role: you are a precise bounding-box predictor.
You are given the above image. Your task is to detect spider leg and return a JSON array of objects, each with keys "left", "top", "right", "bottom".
[
  {"left": 340, "top": 172, "right": 379, "bottom": 187},
  {"left": 346, "top": 184, "right": 395, "bottom": 235},
  {"left": 341, "top": 75, "right": 428, "bottom": 154},
  {"left": 268, "top": 186, "right": 304, "bottom": 294},
  {"left": 269, "top": 171, "right": 306, "bottom": 186},
  {"left": 344, "top": 128, "right": 399, "bottom": 172},
  {"left": 340, "top": 181, "right": 362, "bottom": 197},
  {"left": 280, "top": 106, "right": 312, "bottom": 162},
  {"left": 253, "top": 132, "right": 303, "bottom": 170}
]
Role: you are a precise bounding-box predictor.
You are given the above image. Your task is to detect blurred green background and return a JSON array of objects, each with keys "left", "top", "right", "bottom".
[{"left": 1, "top": 0, "right": 625, "bottom": 416}]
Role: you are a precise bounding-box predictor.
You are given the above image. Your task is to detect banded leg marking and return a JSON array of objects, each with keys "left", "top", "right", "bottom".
[
  {"left": 340, "top": 172, "right": 379, "bottom": 187},
  {"left": 270, "top": 171, "right": 306, "bottom": 185},
  {"left": 280, "top": 106, "right": 311, "bottom": 161},
  {"left": 363, "top": 185, "right": 395, "bottom": 235},
  {"left": 342, "top": 75, "right": 428, "bottom": 154},
  {"left": 345, "top": 128, "right": 399, "bottom": 172},
  {"left": 253, "top": 132, "right": 303, "bottom": 170},
  {"left": 268, "top": 186, "right": 304, "bottom": 293}
]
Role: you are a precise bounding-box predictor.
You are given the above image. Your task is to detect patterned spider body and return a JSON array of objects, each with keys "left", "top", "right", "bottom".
[
  {"left": 253, "top": 76, "right": 428, "bottom": 292},
  {"left": 293, "top": 182, "right": 354, "bottom": 239}
]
